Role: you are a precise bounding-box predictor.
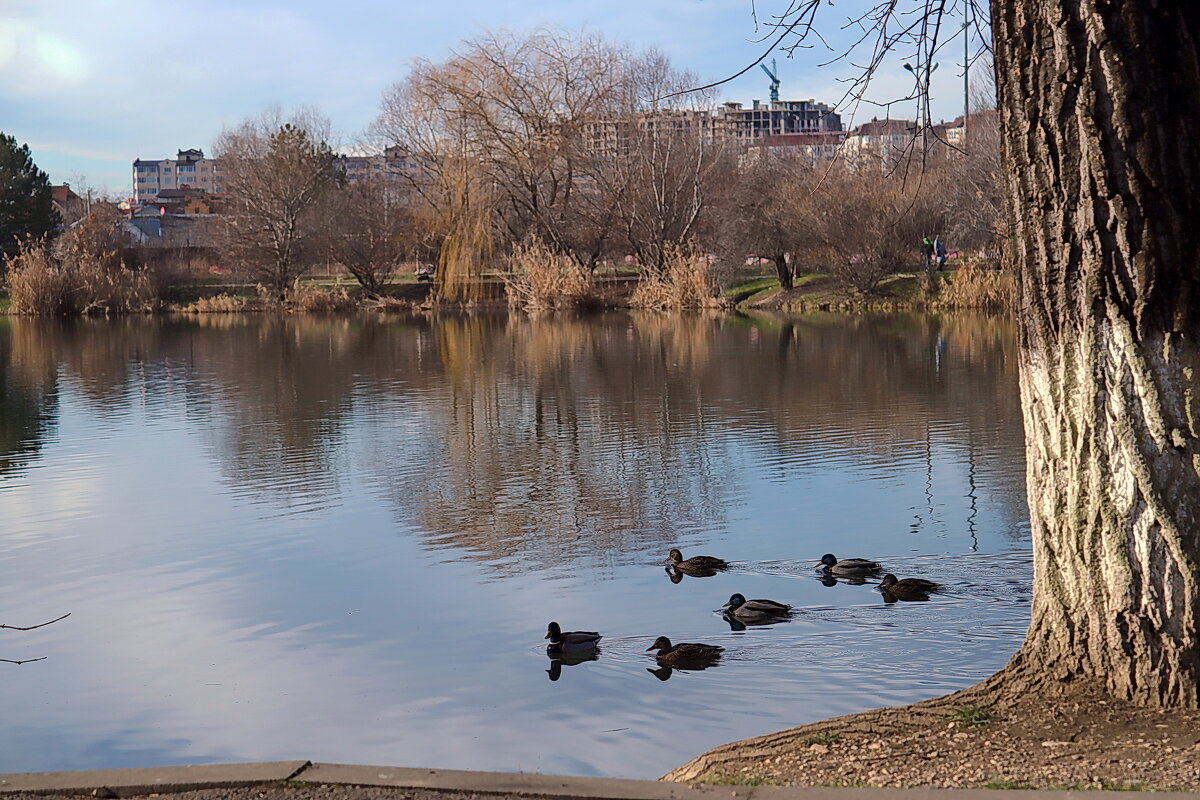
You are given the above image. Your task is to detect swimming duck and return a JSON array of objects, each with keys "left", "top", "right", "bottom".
[
  {"left": 666, "top": 548, "right": 729, "bottom": 573},
  {"left": 878, "top": 574, "right": 941, "bottom": 601},
  {"left": 817, "top": 553, "right": 882, "bottom": 577},
  {"left": 646, "top": 636, "right": 724, "bottom": 667},
  {"left": 722, "top": 593, "right": 793, "bottom": 622},
  {"left": 545, "top": 621, "right": 602, "bottom": 655}
]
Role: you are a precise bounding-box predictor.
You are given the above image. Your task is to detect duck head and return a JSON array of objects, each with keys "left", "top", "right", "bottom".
[
  {"left": 646, "top": 636, "right": 673, "bottom": 653},
  {"left": 666, "top": 548, "right": 684, "bottom": 563},
  {"left": 723, "top": 593, "right": 747, "bottom": 610},
  {"left": 817, "top": 553, "right": 838, "bottom": 569},
  {"left": 545, "top": 621, "right": 562, "bottom": 644},
  {"left": 879, "top": 574, "right": 899, "bottom": 588}
]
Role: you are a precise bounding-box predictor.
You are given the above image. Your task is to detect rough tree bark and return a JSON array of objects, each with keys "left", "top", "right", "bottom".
[
  {"left": 993, "top": 1, "right": 1200, "bottom": 706},
  {"left": 664, "top": 5, "right": 1200, "bottom": 782}
]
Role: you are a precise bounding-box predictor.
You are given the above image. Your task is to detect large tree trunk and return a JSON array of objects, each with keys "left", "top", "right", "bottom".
[{"left": 993, "top": 1, "right": 1200, "bottom": 706}]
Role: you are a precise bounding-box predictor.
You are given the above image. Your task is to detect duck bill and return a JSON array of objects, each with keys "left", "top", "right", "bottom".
[
  {"left": 544, "top": 631, "right": 551, "bottom": 639},
  {"left": 720, "top": 601, "right": 732, "bottom": 607},
  {"left": 645, "top": 644, "right": 658, "bottom": 652}
]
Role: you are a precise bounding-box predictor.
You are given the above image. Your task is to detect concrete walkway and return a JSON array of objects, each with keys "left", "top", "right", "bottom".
[{"left": 0, "top": 762, "right": 1192, "bottom": 800}]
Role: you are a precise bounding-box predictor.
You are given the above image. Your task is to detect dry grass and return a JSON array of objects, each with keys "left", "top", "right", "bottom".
[
  {"left": 504, "top": 238, "right": 594, "bottom": 310},
  {"left": 629, "top": 245, "right": 730, "bottom": 310},
  {"left": 937, "top": 263, "right": 1015, "bottom": 310}
]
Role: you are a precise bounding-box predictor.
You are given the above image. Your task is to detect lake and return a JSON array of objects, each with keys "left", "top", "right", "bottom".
[{"left": 0, "top": 311, "right": 1030, "bottom": 778}]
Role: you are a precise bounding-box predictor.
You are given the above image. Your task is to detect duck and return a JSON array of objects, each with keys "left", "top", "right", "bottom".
[
  {"left": 878, "top": 573, "right": 941, "bottom": 601},
  {"left": 817, "top": 553, "right": 882, "bottom": 577},
  {"left": 666, "top": 548, "right": 729, "bottom": 573},
  {"left": 545, "top": 621, "right": 602, "bottom": 655},
  {"left": 646, "top": 636, "right": 724, "bottom": 667},
  {"left": 722, "top": 593, "right": 793, "bottom": 622}
]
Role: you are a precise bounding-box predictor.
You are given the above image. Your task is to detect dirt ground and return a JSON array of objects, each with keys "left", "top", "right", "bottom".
[{"left": 663, "top": 679, "right": 1200, "bottom": 791}]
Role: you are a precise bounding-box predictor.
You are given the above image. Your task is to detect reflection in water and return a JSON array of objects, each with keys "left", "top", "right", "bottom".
[
  {"left": 546, "top": 651, "right": 600, "bottom": 682},
  {"left": 0, "top": 320, "right": 58, "bottom": 480},
  {"left": 0, "top": 311, "right": 1029, "bottom": 780}
]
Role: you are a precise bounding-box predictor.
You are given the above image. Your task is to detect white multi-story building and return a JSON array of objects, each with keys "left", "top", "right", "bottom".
[{"left": 132, "top": 148, "right": 222, "bottom": 202}]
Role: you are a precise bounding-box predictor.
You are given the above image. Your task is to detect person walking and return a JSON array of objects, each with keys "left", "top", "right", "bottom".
[
  {"left": 921, "top": 235, "right": 934, "bottom": 271},
  {"left": 933, "top": 234, "right": 948, "bottom": 270}
]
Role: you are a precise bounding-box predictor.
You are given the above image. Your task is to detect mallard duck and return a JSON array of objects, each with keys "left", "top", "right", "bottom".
[
  {"left": 878, "top": 573, "right": 941, "bottom": 601},
  {"left": 646, "top": 636, "right": 724, "bottom": 667},
  {"left": 817, "top": 553, "right": 882, "bottom": 576},
  {"left": 666, "top": 548, "right": 728, "bottom": 572},
  {"left": 545, "top": 621, "right": 601, "bottom": 654},
  {"left": 722, "top": 593, "right": 793, "bottom": 622}
]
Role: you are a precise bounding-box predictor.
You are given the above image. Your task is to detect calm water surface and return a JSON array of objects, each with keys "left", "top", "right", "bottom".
[{"left": 0, "top": 312, "right": 1029, "bottom": 777}]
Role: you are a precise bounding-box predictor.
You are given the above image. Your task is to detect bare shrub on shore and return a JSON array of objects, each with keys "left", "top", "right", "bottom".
[
  {"left": 504, "top": 238, "right": 593, "bottom": 310},
  {"left": 629, "top": 244, "right": 727, "bottom": 309},
  {"left": 938, "top": 262, "right": 1014, "bottom": 310}
]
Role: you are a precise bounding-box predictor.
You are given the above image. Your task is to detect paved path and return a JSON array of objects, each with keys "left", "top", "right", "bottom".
[{"left": 0, "top": 762, "right": 1191, "bottom": 800}]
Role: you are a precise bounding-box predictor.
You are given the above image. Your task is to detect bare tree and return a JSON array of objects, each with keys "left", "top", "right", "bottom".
[
  {"left": 593, "top": 52, "right": 730, "bottom": 274},
  {"left": 326, "top": 178, "right": 420, "bottom": 298},
  {"left": 712, "top": 152, "right": 811, "bottom": 290},
  {"left": 215, "top": 108, "right": 340, "bottom": 301},
  {"left": 374, "top": 30, "right": 632, "bottom": 272}
]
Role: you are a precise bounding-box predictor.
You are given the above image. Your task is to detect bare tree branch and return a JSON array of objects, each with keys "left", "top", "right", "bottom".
[{"left": 1, "top": 612, "right": 70, "bottom": 631}]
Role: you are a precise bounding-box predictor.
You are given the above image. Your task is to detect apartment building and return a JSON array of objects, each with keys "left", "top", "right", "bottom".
[
  {"left": 714, "top": 99, "right": 842, "bottom": 144},
  {"left": 132, "top": 148, "right": 222, "bottom": 202}
]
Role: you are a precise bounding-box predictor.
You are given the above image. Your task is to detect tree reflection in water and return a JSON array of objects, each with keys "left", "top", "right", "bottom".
[{"left": 0, "top": 310, "right": 1023, "bottom": 570}]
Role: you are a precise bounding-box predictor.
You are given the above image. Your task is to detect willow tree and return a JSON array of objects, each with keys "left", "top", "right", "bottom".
[{"left": 740, "top": 0, "right": 1200, "bottom": 708}]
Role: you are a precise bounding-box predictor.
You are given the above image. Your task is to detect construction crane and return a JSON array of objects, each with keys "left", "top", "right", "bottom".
[{"left": 760, "top": 58, "right": 780, "bottom": 103}]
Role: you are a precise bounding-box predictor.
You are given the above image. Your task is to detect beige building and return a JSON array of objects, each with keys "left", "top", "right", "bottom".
[{"left": 132, "top": 148, "right": 222, "bottom": 202}]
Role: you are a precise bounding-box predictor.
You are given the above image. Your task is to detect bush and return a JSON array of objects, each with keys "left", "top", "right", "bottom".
[{"left": 504, "top": 238, "right": 594, "bottom": 310}]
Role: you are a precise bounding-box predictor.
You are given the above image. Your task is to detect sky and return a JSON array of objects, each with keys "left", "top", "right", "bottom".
[{"left": 0, "top": 0, "right": 983, "bottom": 196}]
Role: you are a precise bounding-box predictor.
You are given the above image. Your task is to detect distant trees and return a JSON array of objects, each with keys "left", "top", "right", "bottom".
[
  {"left": 373, "top": 29, "right": 731, "bottom": 296},
  {"left": 215, "top": 109, "right": 341, "bottom": 301},
  {"left": 0, "top": 133, "right": 59, "bottom": 263}
]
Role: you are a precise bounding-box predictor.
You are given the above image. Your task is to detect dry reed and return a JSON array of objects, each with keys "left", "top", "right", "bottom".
[
  {"left": 288, "top": 282, "right": 356, "bottom": 313},
  {"left": 938, "top": 263, "right": 1015, "bottom": 310},
  {"left": 629, "top": 245, "right": 729, "bottom": 310},
  {"left": 504, "top": 238, "right": 593, "bottom": 310},
  {"left": 179, "top": 294, "right": 255, "bottom": 313},
  {"left": 5, "top": 242, "right": 76, "bottom": 314}
]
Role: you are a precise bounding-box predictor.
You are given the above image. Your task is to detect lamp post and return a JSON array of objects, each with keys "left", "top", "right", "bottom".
[{"left": 903, "top": 61, "right": 938, "bottom": 155}]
